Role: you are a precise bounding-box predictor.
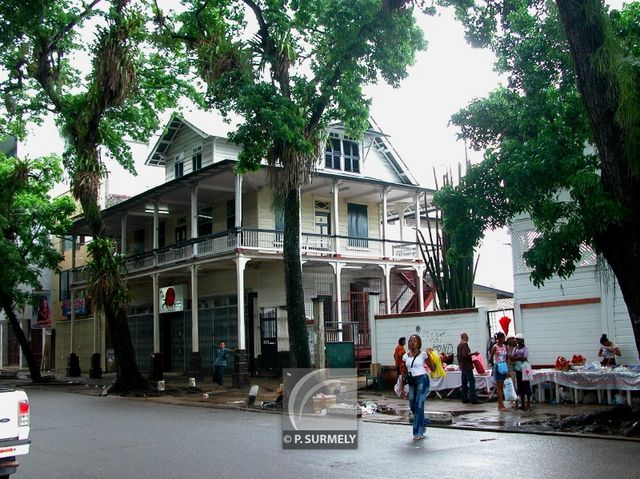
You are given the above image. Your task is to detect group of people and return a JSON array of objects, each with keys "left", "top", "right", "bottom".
[
  {"left": 393, "top": 329, "right": 536, "bottom": 441},
  {"left": 489, "top": 332, "right": 533, "bottom": 412}
]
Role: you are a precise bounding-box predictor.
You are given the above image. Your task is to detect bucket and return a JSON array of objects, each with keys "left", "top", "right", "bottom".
[
  {"left": 379, "top": 366, "right": 398, "bottom": 390},
  {"left": 189, "top": 377, "right": 196, "bottom": 387},
  {"left": 157, "top": 380, "right": 165, "bottom": 391}
]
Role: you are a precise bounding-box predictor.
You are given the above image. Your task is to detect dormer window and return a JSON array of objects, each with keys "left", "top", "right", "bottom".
[
  {"left": 174, "top": 153, "right": 184, "bottom": 178},
  {"left": 324, "top": 134, "right": 360, "bottom": 173},
  {"left": 192, "top": 146, "right": 202, "bottom": 171}
]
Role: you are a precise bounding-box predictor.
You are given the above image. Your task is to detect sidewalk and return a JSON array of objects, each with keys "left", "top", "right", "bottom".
[{"left": 3, "top": 368, "right": 638, "bottom": 440}]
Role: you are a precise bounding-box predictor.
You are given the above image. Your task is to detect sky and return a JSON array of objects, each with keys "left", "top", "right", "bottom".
[
  {"left": 365, "top": 8, "right": 513, "bottom": 291},
  {"left": 20, "top": 4, "right": 514, "bottom": 292}
]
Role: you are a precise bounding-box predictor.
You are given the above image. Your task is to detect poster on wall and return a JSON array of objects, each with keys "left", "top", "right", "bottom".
[
  {"left": 160, "top": 285, "right": 185, "bottom": 313},
  {"left": 32, "top": 290, "right": 53, "bottom": 329}
]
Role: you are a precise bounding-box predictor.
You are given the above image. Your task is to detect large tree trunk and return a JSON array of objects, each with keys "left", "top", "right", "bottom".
[
  {"left": 0, "top": 293, "right": 42, "bottom": 382},
  {"left": 556, "top": 0, "right": 640, "bottom": 355},
  {"left": 104, "top": 300, "right": 147, "bottom": 393},
  {"left": 81, "top": 195, "right": 148, "bottom": 393},
  {"left": 283, "top": 188, "right": 311, "bottom": 368}
]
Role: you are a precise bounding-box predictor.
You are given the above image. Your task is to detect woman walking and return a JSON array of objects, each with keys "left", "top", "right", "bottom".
[{"left": 401, "top": 334, "right": 435, "bottom": 441}]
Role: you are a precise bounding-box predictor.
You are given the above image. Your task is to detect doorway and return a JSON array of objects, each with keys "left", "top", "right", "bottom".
[{"left": 259, "top": 307, "right": 278, "bottom": 371}]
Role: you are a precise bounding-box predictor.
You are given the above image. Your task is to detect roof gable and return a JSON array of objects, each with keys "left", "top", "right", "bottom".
[{"left": 146, "top": 114, "right": 209, "bottom": 167}]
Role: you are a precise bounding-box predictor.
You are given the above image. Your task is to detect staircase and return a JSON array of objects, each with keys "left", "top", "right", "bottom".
[{"left": 396, "top": 270, "right": 435, "bottom": 313}]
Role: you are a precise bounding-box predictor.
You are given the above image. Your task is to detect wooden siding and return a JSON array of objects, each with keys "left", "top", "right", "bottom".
[
  {"left": 519, "top": 303, "right": 602, "bottom": 366},
  {"left": 213, "top": 138, "right": 240, "bottom": 163},
  {"left": 164, "top": 126, "right": 205, "bottom": 181},
  {"left": 513, "top": 266, "right": 601, "bottom": 304}
]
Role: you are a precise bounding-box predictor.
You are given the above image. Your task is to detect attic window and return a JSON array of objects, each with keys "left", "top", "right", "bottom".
[
  {"left": 192, "top": 145, "right": 202, "bottom": 171},
  {"left": 324, "top": 135, "right": 360, "bottom": 173},
  {"left": 174, "top": 153, "right": 184, "bottom": 178}
]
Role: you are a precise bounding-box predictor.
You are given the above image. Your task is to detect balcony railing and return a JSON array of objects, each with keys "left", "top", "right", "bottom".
[{"left": 109, "top": 228, "right": 423, "bottom": 276}]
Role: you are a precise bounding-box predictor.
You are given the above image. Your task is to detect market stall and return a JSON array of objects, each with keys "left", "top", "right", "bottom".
[
  {"left": 428, "top": 370, "right": 496, "bottom": 399},
  {"left": 531, "top": 368, "right": 640, "bottom": 406}
]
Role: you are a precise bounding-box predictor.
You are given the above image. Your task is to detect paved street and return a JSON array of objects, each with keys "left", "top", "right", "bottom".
[{"left": 16, "top": 388, "right": 639, "bottom": 479}]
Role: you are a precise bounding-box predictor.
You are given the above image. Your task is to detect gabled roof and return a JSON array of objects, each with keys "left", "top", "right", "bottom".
[
  {"left": 145, "top": 111, "right": 420, "bottom": 186},
  {"left": 473, "top": 284, "right": 514, "bottom": 299},
  {"left": 146, "top": 114, "right": 209, "bottom": 167}
]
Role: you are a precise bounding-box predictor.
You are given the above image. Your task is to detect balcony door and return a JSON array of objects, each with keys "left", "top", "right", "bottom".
[{"left": 347, "top": 203, "right": 368, "bottom": 248}]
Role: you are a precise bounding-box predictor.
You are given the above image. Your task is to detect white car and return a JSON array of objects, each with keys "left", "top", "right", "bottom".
[{"left": 0, "top": 387, "right": 30, "bottom": 479}]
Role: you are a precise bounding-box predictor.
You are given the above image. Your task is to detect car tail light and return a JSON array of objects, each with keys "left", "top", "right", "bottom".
[{"left": 18, "top": 400, "right": 29, "bottom": 427}]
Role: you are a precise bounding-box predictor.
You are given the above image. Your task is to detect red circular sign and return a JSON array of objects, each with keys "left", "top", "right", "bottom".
[{"left": 165, "top": 287, "right": 176, "bottom": 307}]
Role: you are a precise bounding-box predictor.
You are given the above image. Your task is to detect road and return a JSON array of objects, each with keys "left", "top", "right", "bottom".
[{"left": 17, "top": 388, "right": 638, "bottom": 479}]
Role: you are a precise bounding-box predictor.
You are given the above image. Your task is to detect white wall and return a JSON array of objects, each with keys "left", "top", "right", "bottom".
[
  {"left": 511, "top": 215, "right": 639, "bottom": 366},
  {"left": 372, "top": 308, "right": 488, "bottom": 367}
]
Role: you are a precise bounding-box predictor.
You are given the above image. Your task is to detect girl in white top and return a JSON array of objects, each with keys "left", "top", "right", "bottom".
[{"left": 401, "top": 334, "right": 435, "bottom": 441}]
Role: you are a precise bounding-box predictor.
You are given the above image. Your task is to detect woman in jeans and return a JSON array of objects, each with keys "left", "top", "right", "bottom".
[
  {"left": 401, "top": 334, "right": 435, "bottom": 441},
  {"left": 490, "top": 332, "right": 508, "bottom": 412}
]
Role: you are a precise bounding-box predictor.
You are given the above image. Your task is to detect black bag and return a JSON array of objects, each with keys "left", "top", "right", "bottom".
[
  {"left": 403, "top": 372, "right": 418, "bottom": 386},
  {"left": 402, "top": 355, "right": 419, "bottom": 386}
]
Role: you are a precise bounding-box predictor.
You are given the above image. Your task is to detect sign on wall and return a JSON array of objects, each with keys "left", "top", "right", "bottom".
[
  {"left": 61, "top": 297, "right": 90, "bottom": 317},
  {"left": 160, "top": 285, "right": 186, "bottom": 313},
  {"left": 32, "top": 290, "right": 53, "bottom": 329}
]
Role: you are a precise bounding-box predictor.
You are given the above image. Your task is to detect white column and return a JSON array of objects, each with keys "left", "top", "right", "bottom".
[
  {"left": 331, "top": 262, "right": 344, "bottom": 340},
  {"left": 153, "top": 201, "right": 159, "bottom": 249},
  {"left": 415, "top": 193, "right": 421, "bottom": 231},
  {"left": 234, "top": 256, "right": 250, "bottom": 349},
  {"left": 415, "top": 265, "right": 425, "bottom": 312},
  {"left": 332, "top": 180, "right": 340, "bottom": 255},
  {"left": 235, "top": 174, "right": 243, "bottom": 248},
  {"left": 120, "top": 214, "right": 127, "bottom": 254},
  {"left": 368, "top": 292, "right": 380, "bottom": 363},
  {"left": 191, "top": 265, "right": 199, "bottom": 353},
  {"left": 384, "top": 264, "right": 392, "bottom": 314},
  {"left": 381, "top": 188, "right": 389, "bottom": 258},
  {"left": 152, "top": 273, "right": 160, "bottom": 353},
  {"left": 191, "top": 184, "right": 199, "bottom": 256}
]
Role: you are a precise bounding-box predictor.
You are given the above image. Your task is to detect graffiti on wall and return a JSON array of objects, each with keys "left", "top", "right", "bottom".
[{"left": 420, "top": 330, "right": 454, "bottom": 355}]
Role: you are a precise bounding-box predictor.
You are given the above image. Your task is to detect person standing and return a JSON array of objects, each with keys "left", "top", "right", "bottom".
[
  {"left": 400, "top": 334, "right": 435, "bottom": 441},
  {"left": 456, "top": 332, "right": 482, "bottom": 404},
  {"left": 213, "top": 341, "right": 231, "bottom": 386},
  {"left": 506, "top": 335, "right": 519, "bottom": 409},
  {"left": 512, "top": 334, "right": 532, "bottom": 410},
  {"left": 598, "top": 334, "right": 621, "bottom": 366},
  {"left": 394, "top": 337, "right": 406, "bottom": 376},
  {"left": 490, "top": 332, "right": 508, "bottom": 412}
]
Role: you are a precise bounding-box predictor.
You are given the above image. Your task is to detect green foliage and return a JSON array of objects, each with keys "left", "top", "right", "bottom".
[
  {"left": 158, "top": 0, "right": 426, "bottom": 189},
  {"left": 84, "top": 237, "right": 129, "bottom": 315},
  {"left": 0, "top": 151, "right": 75, "bottom": 308},
  {"left": 0, "top": 0, "right": 199, "bottom": 175},
  {"left": 434, "top": 0, "right": 639, "bottom": 287}
]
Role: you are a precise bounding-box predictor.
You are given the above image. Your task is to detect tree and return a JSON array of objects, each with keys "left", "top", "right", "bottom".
[
  {"left": 154, "top": 0, "right": 427, "bottom": 367},
  {"left": 0, "top": 151, "right": 75, "bottom": 382},
  {"left": 0, "top": 0, "right": 196, "bottom": 392},
  {"left": 418, "top": 174, "right": 477, "bottom": 310},
  {"left": 435, "top": 1, "right": 640, "bottom": 354}
]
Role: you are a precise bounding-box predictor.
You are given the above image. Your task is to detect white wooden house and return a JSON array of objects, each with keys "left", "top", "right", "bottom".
[
  {"left": 58, "top": 114, "right": 440, "bottom": 378},
  {"left": 510, "top": 214, "right": 640, "bottom": 367}
]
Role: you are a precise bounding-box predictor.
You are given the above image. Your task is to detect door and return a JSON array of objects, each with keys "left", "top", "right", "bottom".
[{"left": 259, "top": 307, "right": 278, "bottom": 370}]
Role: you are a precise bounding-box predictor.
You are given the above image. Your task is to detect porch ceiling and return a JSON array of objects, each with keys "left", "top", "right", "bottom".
[{"left": 68, "top": 160, "right": 433, "bottom": 236}]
